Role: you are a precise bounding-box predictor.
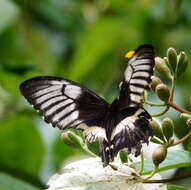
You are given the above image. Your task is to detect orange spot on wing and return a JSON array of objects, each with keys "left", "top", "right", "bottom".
[{"left": 125, "top": 50, "right": 135, "bottom": 59}]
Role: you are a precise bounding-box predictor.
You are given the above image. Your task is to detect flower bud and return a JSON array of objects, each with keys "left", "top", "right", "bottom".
[
  {"left": 61, "top": 131, "right": 84, "bottom": 148},
  {"left": 167, "top": 47, "right": 177, "bottom": 73},
  {"left": 186, "top": 118, "right": 191, "bottom": 127},
  {"left": 150, "top": 76, "right": 162, "bottom": 92},
  {"left": 150, "top": 120, "right": 165, "bottom": 141},
  {"left": 177, "top": 52, "right": 188, "bottom": 77},
  {"left": 152, "top": 145, "right": 167, "bottom": 166},
  {"left": 162, "top": 117, "right": 174, "bottom": 141},
  {"left": 155, "top": 57, "right": 172, "bottom": 80},
  {"left": 164, "top": 57, "right": 171, "bottom": 70},
  {"left": 155, "top": 83, "right": 170, "bottom": 102},
  {"left": 180, "top": 113, "right": 191, "bottom": 120}
]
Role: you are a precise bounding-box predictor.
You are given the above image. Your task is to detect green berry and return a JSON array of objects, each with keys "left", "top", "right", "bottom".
[
  {"left": 177, "top": 52, "right": 188, "bottom": 77},
  {"left": 162, "top": 117, "right": 174, "bottom": 141},
  {"left": 155, "top": 57, "right": 172, "bottom": 80},
  {"left": 150, "top": 76, "right": 162, "bottom": 92},
  {"left": 150, "top": 120, "right": 165, "bottom": 141},
  {"left": 61, "top": 131, "right": 84, "bottom": 148},
  {"left": 167, "top": 47, "right": 177, "bottom": 73},
  {"left": 155, "top": 83, "right": 170, "bottom": 102},
  {"left": 152, "top": 145, "right": 167, "bottom": 166}
]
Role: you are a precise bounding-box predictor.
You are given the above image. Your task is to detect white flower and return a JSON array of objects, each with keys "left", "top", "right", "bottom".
[{"left": 47, "top": 158, "right": 166, "bottom": 190}]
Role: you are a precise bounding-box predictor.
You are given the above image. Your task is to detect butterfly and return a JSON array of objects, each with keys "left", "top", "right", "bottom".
[{"left": 20, "top": 44, "right": 155, "bottom": 167}]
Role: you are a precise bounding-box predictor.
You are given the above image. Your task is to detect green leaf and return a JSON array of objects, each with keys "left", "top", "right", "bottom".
[
  {"left": 0, "top": 173, "right": 40, "bottom": 190},
  {"left": 0, "top": 0, "right": 19, "bottom": 34},
  {"left": 87, "top": 141, "right": 100, "bottom": 156},
  {"left": 20, "top": 24, "right": 58, "bottom": 75},
  {"left": 119, "top": 150, "right": 128, "bottom": 163},
  {"left": 85, "top": 186, "right": 94, "bottom": 190},
  {"left": 136, "top": 150, "right": 191, "bottom": 174},
  {"left": 67, "top": 18, "right": 124, "bottom": 81},
  {"left": 0, "top": 70, "right": 23, "bottom": 96},
  {"left": 168, "top": 185, "right": 190, "bottom": 190},
  {"left": 0, "top": 114, "right": 45, "bottom": 181}
]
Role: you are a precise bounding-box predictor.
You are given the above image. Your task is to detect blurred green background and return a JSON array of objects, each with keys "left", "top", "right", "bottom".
[{"left": 0, "top": 0, "right": 191, "bottom": 189}]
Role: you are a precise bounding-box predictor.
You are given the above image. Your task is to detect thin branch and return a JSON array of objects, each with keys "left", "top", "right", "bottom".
[
  {"left": 169, "top": 76, "right": 175, "bottom": 102},
  {"left": 142, "top": 165, "right": 158, "bottom": 181},
  {"left": 171, "top": 131, "right": 191, "bottom": 146},
  {"left": 168, "top": 102, "right": 191, "bottom": 115},
  {"left": 143, "top": 172, "right": 191, "bottom": 183},
  {"left": 145, "top": 101, "right": 166, "bottom": 107},
  {"left": 140, "top": 152, "right": 145, "bottom": 174},
  {"left": 151, "top": 106, "right": 170, "bottom": 117}
]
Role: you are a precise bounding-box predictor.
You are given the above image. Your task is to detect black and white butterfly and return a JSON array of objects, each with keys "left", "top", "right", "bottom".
[{"left": 20, "top": 44, "right": 155, "bottom": 167}]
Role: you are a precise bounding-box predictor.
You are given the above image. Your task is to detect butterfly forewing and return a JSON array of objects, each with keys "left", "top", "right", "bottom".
[
  {"left": 20, "top": 76, "right": 109, "bottom": 130},
  {"left": 119, "top": 45, "right": 155, "bottom": 109}
]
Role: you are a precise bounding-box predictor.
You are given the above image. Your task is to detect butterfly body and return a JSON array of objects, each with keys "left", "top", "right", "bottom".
[{"left": 20, "top": 44, "right": 155, "bottom": 167}]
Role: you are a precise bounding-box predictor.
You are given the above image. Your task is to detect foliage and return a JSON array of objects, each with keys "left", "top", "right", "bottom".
[
  {"left": 0, "top": 0, "right": 191, "bottom": 189},
  {"left": 0, "top": 114, "right": 44, "bottom": 187},
  {"left": 0, "top": 173, "right": 40, "bottom": 190}
]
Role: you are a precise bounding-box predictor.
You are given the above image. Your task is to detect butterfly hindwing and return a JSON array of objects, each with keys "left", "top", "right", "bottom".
[
  {"left": 110, "top": 107, "right": 153, "bottom": 156},
  {"left": 20, "top": 76, "right": 109, "bottom": 131}
]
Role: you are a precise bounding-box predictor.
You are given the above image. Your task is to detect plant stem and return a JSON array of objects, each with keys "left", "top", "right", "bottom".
[
  {"left": 143, "top": 172, "right": 191, "bottom": 183},
  {"left": 169, "top": 76, "right": 176, "bottom": 102},
  {"left": 171, "top": 131, "right": 191, "bottom": 146},
  {"left": 151, "top": 106, "right": 170, "bottom": 117},
  {"left": 82, "top": 145, "right": 98, "bottom": 157},
  {"left": 140, "top": 152, "right": 145, "bottom": 174},
  {"left": 142, "top": 165, "right": 158, "bottom": 181},
  {"left": 168, "top": 102, "right": 191, "bottom": 115},
  {"left": 145, "top": 101, "right": 166, "bottom": 107}
]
